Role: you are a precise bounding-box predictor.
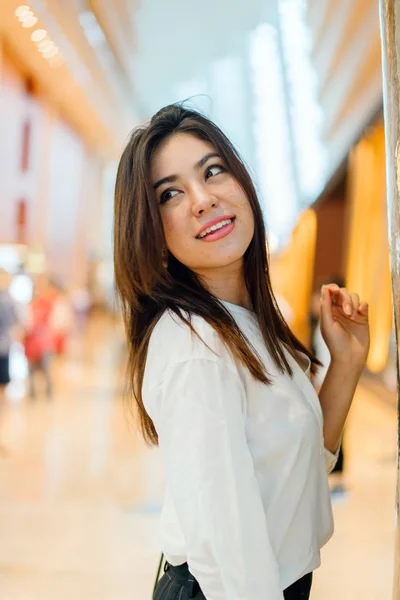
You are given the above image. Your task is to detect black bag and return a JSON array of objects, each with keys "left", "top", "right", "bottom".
[{"left": 153, "top": 553, "right": 165, "bottom": 596}]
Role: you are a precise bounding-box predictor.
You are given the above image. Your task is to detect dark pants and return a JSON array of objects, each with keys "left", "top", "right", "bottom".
[
  {"left": 0, "top": 354, "right": 10, "bottom": 386},
  {"left": 154, "top": 562, "right": 313, "bottom": 600}
]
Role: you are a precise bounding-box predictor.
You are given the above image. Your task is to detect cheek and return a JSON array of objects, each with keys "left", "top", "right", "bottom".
[
  {"left": 230, "top": 188, "right": 254, "bottom": 234},
  {"left": 160, "top": 212, "right": 176, "bottom": 236},
  {"left": 161, "top": 211, "right": 193, "bottom": 253},
  {"left": 245, "top": 204, "right": 255, "bottom": 235},
  {"left": 226, "top": 181, "right": 252, "bottom": 212}
]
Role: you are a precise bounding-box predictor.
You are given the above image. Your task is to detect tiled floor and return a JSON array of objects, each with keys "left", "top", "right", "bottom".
[{"left": 0, "top": 315, "right": 397, "bottom": 599}]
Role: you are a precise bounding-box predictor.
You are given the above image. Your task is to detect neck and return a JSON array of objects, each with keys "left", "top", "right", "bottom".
[{"left": 195, "top": 259, "right": 252, "bottom": 310}]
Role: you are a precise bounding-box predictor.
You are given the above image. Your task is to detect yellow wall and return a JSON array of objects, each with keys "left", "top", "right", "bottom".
[
  {"left": 270, "top": 209, "right": 317, "bottom": 346},
  {"left": 346, "top": 122, "right": 392, "bottom": 372}
]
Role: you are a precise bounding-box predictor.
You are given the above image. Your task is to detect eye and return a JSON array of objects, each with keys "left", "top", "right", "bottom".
[
  {"left": 160, "top": 189, "right": 179, "bottom": 205},
  {"left": 205, "top": 164, "right": 226, "bottom": 180}
]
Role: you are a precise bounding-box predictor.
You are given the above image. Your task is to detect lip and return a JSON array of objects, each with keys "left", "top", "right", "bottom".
[
  {"left": 196, "top": 217, "right": 236, "bottom": 243},
  {"left": 196, "top": 216, "right": 235, "bottom": 239}
]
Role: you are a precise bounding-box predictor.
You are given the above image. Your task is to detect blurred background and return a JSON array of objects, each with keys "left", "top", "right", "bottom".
[{"left": 0, "top": 1, "right": 394, "bottom": 598}]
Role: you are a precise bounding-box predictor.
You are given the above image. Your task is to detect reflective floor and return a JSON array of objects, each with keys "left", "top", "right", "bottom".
[{"left": 0, "top": 315, "right": 396, "bottom": 599}]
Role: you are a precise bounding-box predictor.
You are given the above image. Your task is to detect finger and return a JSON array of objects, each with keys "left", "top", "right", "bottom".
[
  {"left": 322, "top": 284, "right": 341, "bottom": 311},
  {"left": 320, "top": 285, "right": 335, "bottom": 328},
  {"left": 323, "top": 283, "right": 341, "bottom": 294},
  {"left": 332, "top": 287, "right": 353, "bottom": 317},
  {"left": 350, "top": 293, "right": 360, "bottom": 318},
  {"left": 358, "top": 301, "right": 369, "bottom": 317}
]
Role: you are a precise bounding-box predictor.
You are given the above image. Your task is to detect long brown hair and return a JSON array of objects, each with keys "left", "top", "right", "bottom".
[{"left": 114, "top": 103, "right": 320, "bottom": 445}]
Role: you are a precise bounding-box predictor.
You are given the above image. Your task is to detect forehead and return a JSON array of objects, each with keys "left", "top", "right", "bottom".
[{"left": 150, "top": 133, "right": 217, "bottom": 180}]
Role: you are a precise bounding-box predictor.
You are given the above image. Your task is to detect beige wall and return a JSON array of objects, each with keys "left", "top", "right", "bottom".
[
  {"left": 0, "top": 45, "right": 107, "bottom": 288},
  {"left": 0, "top": 47, "right": 27, "bottom": 243},
  {"left": 345, "top": 122, "right": 392, "bottom": 373},
  {"left": 270, "top": 209, "right": 318, "bottom": 346}
]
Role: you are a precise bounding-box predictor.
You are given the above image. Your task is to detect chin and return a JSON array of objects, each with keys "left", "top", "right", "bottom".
[{"left": 192, "top": 254, "right": 245, "bottom": 271}]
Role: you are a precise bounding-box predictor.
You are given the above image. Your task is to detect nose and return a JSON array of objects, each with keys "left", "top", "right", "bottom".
[{"left": 190, "top": 184, "right": 219, "bottom": 216}]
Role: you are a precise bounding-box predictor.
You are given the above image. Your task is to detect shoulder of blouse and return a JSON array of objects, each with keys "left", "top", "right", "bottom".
[{"left": 143, "top": 309, "right": 239, "bottom": 393}]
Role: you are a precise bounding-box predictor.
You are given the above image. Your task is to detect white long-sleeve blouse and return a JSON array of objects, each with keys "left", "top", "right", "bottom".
[{"left": 143, "top": 301, "right": 339, "bottom": 600}]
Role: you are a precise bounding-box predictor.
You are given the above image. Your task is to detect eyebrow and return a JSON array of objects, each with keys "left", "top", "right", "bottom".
[{"left": 152, "top": 152, "right": 221, "bottom": 190}]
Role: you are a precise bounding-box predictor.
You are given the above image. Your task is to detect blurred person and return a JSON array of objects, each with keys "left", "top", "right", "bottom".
[
  {"left": 0, "top": 269, "right": 18, "bottom": 454},
  {"left": 114, "top": 105, "right": 370, "bottom": 600},
  {"left": 24, "top": 275, "right": 55, "bottom": 400},
  {"left": 0, "top": 269, "right": 17, "bottom": 395},
  {"left": 310, "top": 277, "right": 347, "bottom": 501},
  {"left": 49, "top": 281, "right": 74, "bottom": 356}
]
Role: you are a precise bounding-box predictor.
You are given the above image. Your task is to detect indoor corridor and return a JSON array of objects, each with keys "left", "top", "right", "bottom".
[{"left": 0, "top": 314, "right": 396, "bottom": 600}]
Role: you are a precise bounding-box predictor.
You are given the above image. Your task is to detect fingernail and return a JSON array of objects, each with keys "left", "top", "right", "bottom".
[{"left": 345, "top": 304, "right": 352, "bottom": 315}]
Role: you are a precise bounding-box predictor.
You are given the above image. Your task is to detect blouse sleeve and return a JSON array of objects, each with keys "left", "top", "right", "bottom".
[
  {"left": 304, "top": 358, "right": 341, "bottom": 475},
  {"left": 154, "top": 357, "right": 284, "bottom": 600},
  {"left": 324, "top": 440, "right": 342, "bottom": 474}
]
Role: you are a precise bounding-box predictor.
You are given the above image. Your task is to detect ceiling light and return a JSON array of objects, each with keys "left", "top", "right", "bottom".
[
  {"left": 22, "top": 15, "right": 38, "bottom": 28},
  {"left": 31, "top": 29, "right": 47, "bottom": 42},
  {"left": 18, "top": 10, "right": 33, "bottom": 20},
  {"left": 15, "top": 5, "right": 31, "bottom": 18},
  {"left": 38, "top": 40, "right": 54, "bottom": 52},
  {"left": 43, "top": 46, "right": 59, "bottom": 59},
  {"left": 17, "top": 10, "right": 33, "bottom": 22}
]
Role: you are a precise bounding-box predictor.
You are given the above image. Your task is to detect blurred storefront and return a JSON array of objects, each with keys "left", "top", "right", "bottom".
[
  {"left": 0, "top": 1, "right": 132, "bottom": 307},
  {"left": 1, "top": 48, "right": 96, "bottom": 285},
  {"left": 267, "top": 1, "right": 392, "bottom": 387},
  {"left": 271, "top": 116, "right": 396, "bottom": 396}
]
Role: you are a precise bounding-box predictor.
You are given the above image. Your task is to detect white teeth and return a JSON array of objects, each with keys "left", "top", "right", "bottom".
[{"left": 198, "top": 218, "right": 232, "bottom": 238}]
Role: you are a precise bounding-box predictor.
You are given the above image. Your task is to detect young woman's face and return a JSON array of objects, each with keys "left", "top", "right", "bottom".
[{"left": 151, "top": 133, "right": 254, "bottom": 273}]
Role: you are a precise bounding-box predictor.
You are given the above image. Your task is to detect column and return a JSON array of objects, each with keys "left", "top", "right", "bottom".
[{"left": 379, "top": 1, "right": 400, "bottom": 597}]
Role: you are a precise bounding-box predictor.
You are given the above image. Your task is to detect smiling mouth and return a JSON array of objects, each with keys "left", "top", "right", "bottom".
[{"left": 196, "top": 218, "right": 235, "bottom": 239}]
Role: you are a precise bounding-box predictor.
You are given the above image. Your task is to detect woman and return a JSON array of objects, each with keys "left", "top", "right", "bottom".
[{"left": 114, "top": 105, "right": 370, "bottom": 600}]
